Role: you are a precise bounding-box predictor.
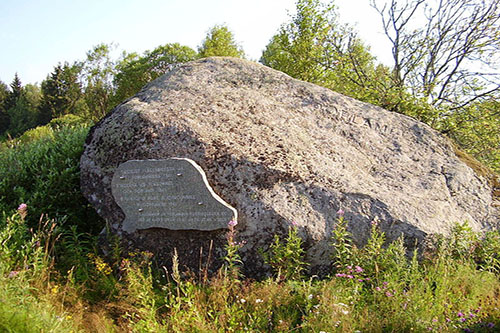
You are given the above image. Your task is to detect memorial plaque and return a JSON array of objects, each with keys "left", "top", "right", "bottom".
[{"left": 111, "top": 158, "right": 237, "bottom": 233}]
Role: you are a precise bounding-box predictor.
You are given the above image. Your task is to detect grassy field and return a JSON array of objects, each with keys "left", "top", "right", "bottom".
[{"left": 0, "top": 119, "right": 499, "bottom": 332}]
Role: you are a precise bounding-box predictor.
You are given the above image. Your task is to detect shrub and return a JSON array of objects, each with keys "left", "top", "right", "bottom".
[{"left": 0, "top": 119, "right": 102, "bottom": 233}]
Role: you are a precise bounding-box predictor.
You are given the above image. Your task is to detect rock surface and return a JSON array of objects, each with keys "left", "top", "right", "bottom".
[{"left": 81, "top": 57, "right": 499, "bottom": 276}]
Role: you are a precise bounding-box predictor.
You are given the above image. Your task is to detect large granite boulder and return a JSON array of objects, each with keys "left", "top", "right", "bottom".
[{"left": 81, "top": 57, "right": 499, "bottom": 276}]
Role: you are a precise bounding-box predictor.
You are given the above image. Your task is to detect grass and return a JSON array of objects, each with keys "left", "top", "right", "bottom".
[{"left": 0, "top": 117, "right": 499, "bottom": 332}]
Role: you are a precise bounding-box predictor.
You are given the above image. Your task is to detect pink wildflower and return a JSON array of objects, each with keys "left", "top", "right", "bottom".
[
  {"left": 8, "top": 271, "right": 19, "bottom": 278},
  {"left": 355, "top": 265, "right": 363, "bottom": 273},
  {"left": 336, "top": 208, "right": 345, "bottom": 216},
  {"left": 375, "top": 287, "right": 381, "bottom": 291},
  {"left": 385, "top": 291, "right": 394, "bottom": 297},
  {"left": 228, "top": 219, "right": 237, "bottom": 227}
]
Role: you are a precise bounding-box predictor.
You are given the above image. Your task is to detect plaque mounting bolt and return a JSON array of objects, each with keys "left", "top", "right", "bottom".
[
  {"left": 119, "top": 176, "right": 125, "bottom": 180},
  {"left": 177, "top": 173, "right": 182, "bottom": 176},
  {"left": 198, "top": 202, "right": 203, "bottom": 206},
  {"left": 138, "top": 208, "right": 144, "bottom": 212}
]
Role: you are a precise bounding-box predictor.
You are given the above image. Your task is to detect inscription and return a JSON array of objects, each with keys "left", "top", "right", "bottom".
[
  {"left": 111, "top": 158, "right": 237, "bottom": 233},
  {"left": 320, "top": 105, "right": 402, "bottom": 137}
]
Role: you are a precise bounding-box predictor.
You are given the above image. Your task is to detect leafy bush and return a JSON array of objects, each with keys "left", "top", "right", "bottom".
[{"left": 0, "top": 119, "right": 102, "bottom": 233}]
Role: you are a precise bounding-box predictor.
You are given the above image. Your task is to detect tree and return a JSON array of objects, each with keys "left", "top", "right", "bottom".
[
  {"left": 79, "top": 43, "right": 116, "bottom": 120},
  {"left": 38, "top": 63, "right": 82, "bottom": 125},
  {"left": 371, "top": 0, "right": 500, "bottom": 110},
  {"left": 260, "top": 0, "right": 398, "bottom": 109},
  {"left": 198, "top": 24, "right": 245, "bottom": 58},
  {"left": 0, "top": 80, "right": 9, "bottom": 136},
  {"left": 113, "top": 43, "right": 197, "bottom": 104},
  {"left": 7, "top": 84, "right": 41, "bottom": 137},
  {"left": 5, "top": 73, "right": 23, "bottom": 111}
]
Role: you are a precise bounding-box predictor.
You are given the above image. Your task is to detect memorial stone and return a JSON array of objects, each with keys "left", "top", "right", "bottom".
[{"left": 111, "top": 158, "right": 237, "bottom": 233}]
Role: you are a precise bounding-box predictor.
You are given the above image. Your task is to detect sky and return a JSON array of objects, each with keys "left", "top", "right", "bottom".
[{"left": 0, "top": 0, "right": 392, "bottom": 86}]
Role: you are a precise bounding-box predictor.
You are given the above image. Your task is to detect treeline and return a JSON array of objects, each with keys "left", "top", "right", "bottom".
[
  {"left": 0, "top": 0, "right": 499, "bottom": 173},
  {"left": 0, "top": 25, "right": 241, "bottom": 138}
]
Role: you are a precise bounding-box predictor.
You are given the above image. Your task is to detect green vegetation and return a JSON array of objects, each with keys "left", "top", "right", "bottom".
[
  {"left": 0, "top": 120, "right": 499, "bottom": 331},
  {"left": 0, "top": 0, "right": 499, "bottom": 331}
]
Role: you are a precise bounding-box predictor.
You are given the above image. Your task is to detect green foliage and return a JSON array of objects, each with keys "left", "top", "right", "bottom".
[
  {"left": 440, "top": 99, "right": 500, "bottom": 173},
  {"left": 113, "top": 43, "right": 197, "bottom": 105},
  {"left": 263, "top": 224, "right": 307, "bottom": 281},
  {"left": 0, "top": 80, "right": 10, "bottom": 136},
  {"left": 38, "top": 63, "right": 83, "bottom": 125},
  {"left": 222, "top": 221, "right": 243, "bottom": 280},
  {"left": 0, "top": 120, "right": 101, "bottom": 233},
  {"left": 331, "top": 215, "right": 357, "bottom": 269},
  {"left": 198, "top": 24, "right": 245, "bottom": 58},
  {"left": 5, "top": 84, "right": 41, "bottom": 137},
  {"left": 79, "top": 43, "right": 116, "bottom": 121}
]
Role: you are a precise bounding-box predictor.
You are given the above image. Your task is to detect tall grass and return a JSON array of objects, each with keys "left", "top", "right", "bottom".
[{"left": 0, "top": 120, "right": 499, "bottom": 332}]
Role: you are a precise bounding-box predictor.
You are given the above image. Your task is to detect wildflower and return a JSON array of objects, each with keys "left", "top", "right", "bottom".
[
  {"left": 255, "top": 298, "right": 263, "bottom": 304},
  {"left": 385, "top": 291, "right": 394, "bottom": 297},
  {"left": 460, "top": 318, "right": 467, "bottom": 323},
  {"left": 240, "top": 298, "right": 246, "bottom": 304},
  {"left": 346, "top": 275, "right": 354, "bottom": 279},
  {"left": 336, "top": 208, "right": 345, "bottom": 216},
  {"left": 341, "top": 309, "right": 349, "bottom": 315},
  {"left": 308, "top": 294, "right": 313, "bottom": 300},
  {"left": 335, "top": 273, "right": 346, "bottom": 277},
  {"left": 445, "top": 318, "right": 451, "bottom": 322},
  {"left": 17, "top": 203, "right": 27, "bottom": 219},
  {"left": 457, "top": 312, "right": 464, "bottom": 317},
  {"left": 355, "top": 265, "right": 363, "bottom": 273},
  {"left": 375, "top": 287, "right": 381, "bottom": 291},
  {"left": 228, "top": 219, "right": 237, "bottom": 227},
  {"left": 487, "top": 323, "right": 495, "bottom": 328},
  {"left": 469, "top": 313, "right": 475, "bottom": 318},
  {"left": 371, "top": 218, "right": 379, "bottom": 226},
  {"left": 8, "top": 271, "right": 19, "bottom": 278},
  {"left": 358, "top": 279, "right": 364, "bottom": 282},
  {"left": 291, "top": 220, "right": 298, "bottom": 227}
]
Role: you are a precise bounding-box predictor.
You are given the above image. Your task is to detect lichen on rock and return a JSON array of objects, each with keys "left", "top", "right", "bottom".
[{"left": 80, "top": 57, "right": 499, "bottom": 277}]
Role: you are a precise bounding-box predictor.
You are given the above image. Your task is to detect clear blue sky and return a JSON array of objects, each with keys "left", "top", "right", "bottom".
[{"left": 0, "top": 0, "right": 391, "bottom": 86}]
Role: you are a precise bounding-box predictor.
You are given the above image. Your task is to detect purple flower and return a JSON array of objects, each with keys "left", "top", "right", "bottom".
[
  {"left": 358, "top": 279, "right": 364, "bottom": 282},
  {"left": 17, "top": 203, "right": 27, "bottom": 211},
  {"left": 335, "top": 273, "right": 346, "bottom": 277},
  {"left": 8, "top": 271, "right": 19, "bottom": 278},
  {"left": 457, "top": 312, "right": 464, "bottom": 317},
  {"left": 355, "top": 265, "right": 363, "bottom": 273},
  {"left": 336, "top": 208, "right": 345, "bottom": 216},
  {"left": 460, "top": 318, "right": 467, "bottom": 323},
  {"left": 228, "top": 219, "right": 237, "bottom": 227},
  {"left": 291, "top": 221, "right": 298, "bottom": 227},
  {"left": 487, "top": 323, "right": 495, "bottom": 328},
  {"left": 385, "top": 291, "right": 393, "bottom": 297},
  {"left": 346, "top": 275, "right": 354, "bottom": 279},
  {"left": 375, "top": 287, "right": 381, "bottom": 291}
]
